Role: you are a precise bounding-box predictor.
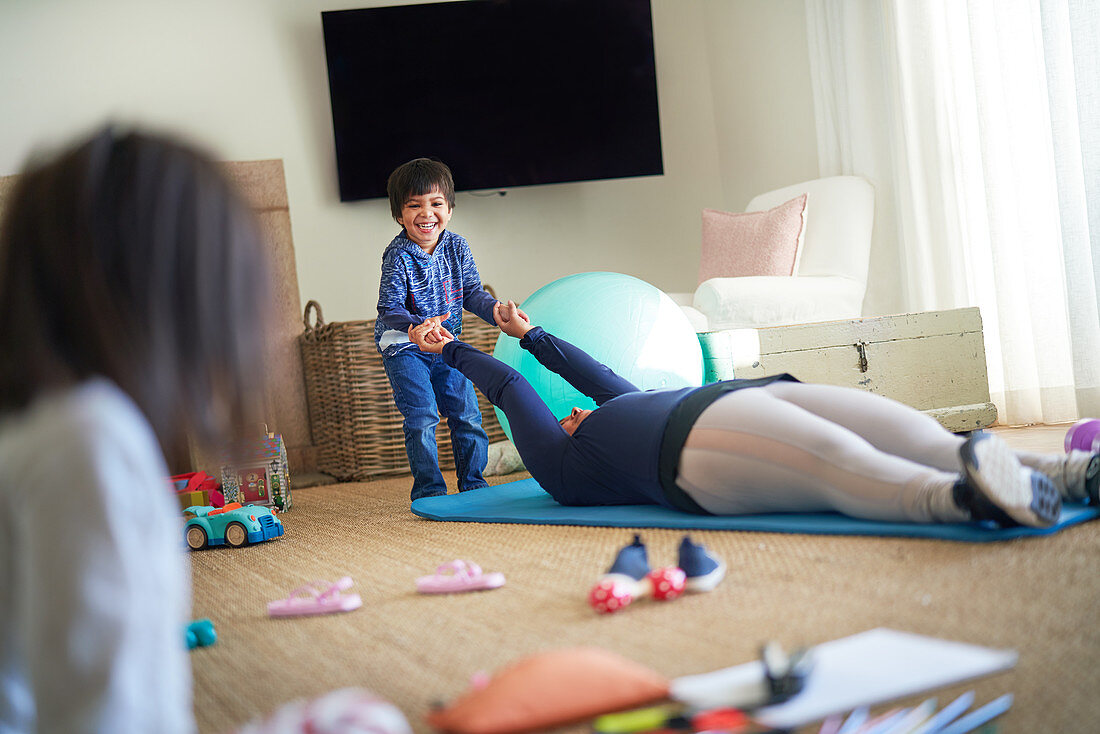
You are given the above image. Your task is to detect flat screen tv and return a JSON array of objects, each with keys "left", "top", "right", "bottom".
[{"left": 321, "top": 0, "right": 663, "bottom": 201}]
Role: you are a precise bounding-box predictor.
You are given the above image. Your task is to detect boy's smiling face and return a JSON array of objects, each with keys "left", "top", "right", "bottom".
[{"left": 399, "top": 188, "right": 452, "bottom": 251}]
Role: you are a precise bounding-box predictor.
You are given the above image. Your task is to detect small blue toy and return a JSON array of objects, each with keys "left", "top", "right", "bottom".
[{"left": 185, "top": 618, "right": 216, "bottom": 650}]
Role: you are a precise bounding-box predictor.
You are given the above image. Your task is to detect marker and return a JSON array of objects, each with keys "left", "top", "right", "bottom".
[
  {"left": 860, "top": 708, "right": 910, "bottom": 734},
  {"left": 837, "top": 707, "right": 870, "bottom": 734},
  {"left": 593, "top": 705, "right": 679, "bottom": 733},
  {"left": 910, "top": 691, "right": 976, "bottom": 734},
  {"left": 935, "top": 694, "right": 1012, "bottom": 734},
  {"left": 880, "top": 698, "right": 937, "bottom": 734}
]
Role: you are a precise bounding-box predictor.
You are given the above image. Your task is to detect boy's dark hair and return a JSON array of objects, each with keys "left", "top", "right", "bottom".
[
  {"left": 386, "top": 157, "right": 456, "bottom": 223},
  {"left": 0, "top": 126, "right": 274, "bottom": 453}
]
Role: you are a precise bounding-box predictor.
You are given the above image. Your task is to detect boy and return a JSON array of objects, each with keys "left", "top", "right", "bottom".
[{"left": 375, "top": 158, "right": 515, "bottom": 500}]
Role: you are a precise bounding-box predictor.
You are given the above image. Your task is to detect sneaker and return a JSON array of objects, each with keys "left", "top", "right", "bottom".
[
  {"left": 955, "top": 432, "right": 1061, "bottom": 528},
  {"left": 605, "top": 534, "right": 650, "bottom": 581},
  {"left": 1063, "top": 450, "right": 1100, "bottom": 505},
  {"left": 678, "top": 535, "right": 726, "bottom": 592},
  {"left": 1087, "top": 453, "right": 1100, "bottom": 505}
]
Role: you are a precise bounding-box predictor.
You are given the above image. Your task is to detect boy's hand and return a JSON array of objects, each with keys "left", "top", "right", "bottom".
[
  {"left": 409, "top": 315, "right": 454, "bottom": 345},
  {"left": 494, "top": 300, "right": 533, "bottom": 339},
  {"left": 410, "top": 315, "right": 454, "bottom": 354}
]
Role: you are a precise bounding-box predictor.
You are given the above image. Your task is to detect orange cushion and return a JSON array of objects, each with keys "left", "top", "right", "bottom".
[{"left": 426, "top": 647, "right": 669, "bottom": 734}]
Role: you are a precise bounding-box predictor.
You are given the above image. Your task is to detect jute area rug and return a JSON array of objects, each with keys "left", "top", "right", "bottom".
[{"left": 189, "top": 427, "right": 1099, "bottom": 734}]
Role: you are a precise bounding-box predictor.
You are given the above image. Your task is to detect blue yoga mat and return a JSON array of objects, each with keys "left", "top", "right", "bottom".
[{"left": 411, "top": 477, "right": 1100, "bottom": 542}]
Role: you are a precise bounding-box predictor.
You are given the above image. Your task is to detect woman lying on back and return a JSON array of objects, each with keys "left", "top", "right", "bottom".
[{"left": 410, "top": 301, "right": 1097, "bottom": 528}]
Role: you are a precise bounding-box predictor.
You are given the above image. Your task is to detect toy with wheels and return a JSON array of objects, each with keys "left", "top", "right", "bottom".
[
  {"left": 183, "top": 502, "right": 284, "bottom": 550},
  {"left": 492, "top": 272, "right": 703, "bottom": 438}
]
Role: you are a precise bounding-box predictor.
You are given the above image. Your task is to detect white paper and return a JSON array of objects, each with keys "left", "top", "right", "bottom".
[{"left": 670, "top": 628, "right": 1017, "bottom": 729}]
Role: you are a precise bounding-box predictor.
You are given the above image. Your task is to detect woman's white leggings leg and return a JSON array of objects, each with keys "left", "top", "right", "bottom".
[
  {"left": 675, "top": 382, "right": 968, "bottom": 522},
  {"left": 762, "top": 381, "right": 965, "bottom": 471}
]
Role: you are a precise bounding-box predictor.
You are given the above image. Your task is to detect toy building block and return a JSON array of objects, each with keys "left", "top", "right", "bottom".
[
  {"left": 176, "top": 490, "right": 208, "bottom": 512},
  {"left": 171, "top": 471, "right": 223, "bottom": 510}
]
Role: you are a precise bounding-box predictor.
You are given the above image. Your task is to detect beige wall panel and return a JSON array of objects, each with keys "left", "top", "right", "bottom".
[{"left": 220, "top": 160, "right": 313, "bottom": 473}]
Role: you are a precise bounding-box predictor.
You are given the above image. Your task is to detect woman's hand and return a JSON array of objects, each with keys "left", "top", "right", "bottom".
[
  {"left": 494, "top": 300, "right": 533, "bottom": 339},
  {"left": 410, "top": 315, "right": 454, "bottom": 354}
]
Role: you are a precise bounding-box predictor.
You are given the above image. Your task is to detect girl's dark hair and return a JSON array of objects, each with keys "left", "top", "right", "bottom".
[
  {"left": 0, "top": 126, "right": 274, "bottom": 452},
  {"left": 386, "top": 157, "right": 456, "bottom": 223}
]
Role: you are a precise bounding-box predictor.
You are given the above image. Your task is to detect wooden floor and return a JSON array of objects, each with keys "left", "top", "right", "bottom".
[{"left": 989, "top": 422, "right": 1069, "bottom": 453}]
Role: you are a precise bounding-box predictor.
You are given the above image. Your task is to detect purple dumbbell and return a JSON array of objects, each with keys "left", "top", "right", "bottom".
[{"left": 1065, "top": 419, "right": 1100, "bottom": 453}]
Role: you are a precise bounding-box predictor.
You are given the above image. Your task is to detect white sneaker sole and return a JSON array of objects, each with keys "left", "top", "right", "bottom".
[
  {"left": 962, "top": 433, "right": 1060, "bottom": 528},
  {"left": 684, "top": 558, "right": 727, "bottom": 593}
]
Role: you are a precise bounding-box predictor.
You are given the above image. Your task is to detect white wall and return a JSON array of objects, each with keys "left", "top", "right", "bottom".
[
  {"left": 702, "top": 0, "right": 820, "bottom": 211},
  {"left": 0, "top": 0, "right": 820, "bottom": 323}
]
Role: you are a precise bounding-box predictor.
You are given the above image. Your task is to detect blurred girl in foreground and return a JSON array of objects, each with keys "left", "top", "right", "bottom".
[{"left": 0, "top": 126, "right": 273, "bottom": 732}]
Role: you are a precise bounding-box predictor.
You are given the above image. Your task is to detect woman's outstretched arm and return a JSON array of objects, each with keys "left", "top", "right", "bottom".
[{"left": 493, "top": 301, "right": 638, "bottom": 406}]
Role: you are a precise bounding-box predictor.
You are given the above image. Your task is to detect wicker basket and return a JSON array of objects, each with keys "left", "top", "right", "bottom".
[{"left": 299, "top": 299, "right": 507, "bottom": 481}]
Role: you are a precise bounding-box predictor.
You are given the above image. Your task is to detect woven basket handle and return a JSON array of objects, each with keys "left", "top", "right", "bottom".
[{"left": 303, "top": 300, "right": 324, "bottom": 332}]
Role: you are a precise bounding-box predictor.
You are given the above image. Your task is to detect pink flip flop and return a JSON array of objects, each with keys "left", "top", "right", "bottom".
[
  {"left": 267, "top": 576, "right": 363, "bottom": 617},
  {"left": 415, "top": 560, "right": 505, "bottom": 594}
]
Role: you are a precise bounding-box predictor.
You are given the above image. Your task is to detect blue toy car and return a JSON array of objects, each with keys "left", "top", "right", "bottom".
[{"left": 184, "top": 502, "right": 284, "bottom": 550}]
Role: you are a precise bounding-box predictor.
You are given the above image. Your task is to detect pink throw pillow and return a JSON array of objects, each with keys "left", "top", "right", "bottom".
[{"left": 698, "top": 193, "right": 807, "bottom": 284}]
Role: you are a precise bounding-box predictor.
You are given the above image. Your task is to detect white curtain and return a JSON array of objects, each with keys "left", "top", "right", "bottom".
[{"left": 806, "top": 0, "right": 1100, "bottom": 425}]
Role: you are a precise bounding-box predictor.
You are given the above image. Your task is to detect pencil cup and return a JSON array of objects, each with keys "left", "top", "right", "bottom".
[{"left": 1065, "top": 418, "right": 1100, "bottom": 453}]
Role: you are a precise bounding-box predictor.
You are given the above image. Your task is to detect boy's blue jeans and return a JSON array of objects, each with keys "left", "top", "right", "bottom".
[{"left": 382, "top": 347, "right": 489, "bottom": 501}]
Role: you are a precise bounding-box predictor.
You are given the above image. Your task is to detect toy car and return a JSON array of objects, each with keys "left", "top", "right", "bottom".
[{"left": 184, "top": 502, "right": 284, "bottom": 550}]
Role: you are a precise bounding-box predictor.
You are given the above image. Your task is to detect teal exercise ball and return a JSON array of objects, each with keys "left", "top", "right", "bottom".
[{"left": 492, "top": 272, "right": 703, "bottom": 441}]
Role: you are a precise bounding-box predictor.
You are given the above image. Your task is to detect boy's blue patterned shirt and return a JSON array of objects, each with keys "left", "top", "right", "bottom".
[{"left": 374, "top": 229, "right": 497, "bottom": 354}]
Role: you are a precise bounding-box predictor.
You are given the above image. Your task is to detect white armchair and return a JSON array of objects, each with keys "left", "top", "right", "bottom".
[{"left": 673, "top": 176, "right": 874, "bottom": 331}]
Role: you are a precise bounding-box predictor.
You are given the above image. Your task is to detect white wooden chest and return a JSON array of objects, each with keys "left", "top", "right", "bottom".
[{"left": 697, "top": 307, "right": 997, "bottom": 432}]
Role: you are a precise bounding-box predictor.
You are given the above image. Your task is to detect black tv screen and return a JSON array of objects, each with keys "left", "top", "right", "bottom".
[{"left": 321, "top": 0, "right": 664, "bottom": 201}]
